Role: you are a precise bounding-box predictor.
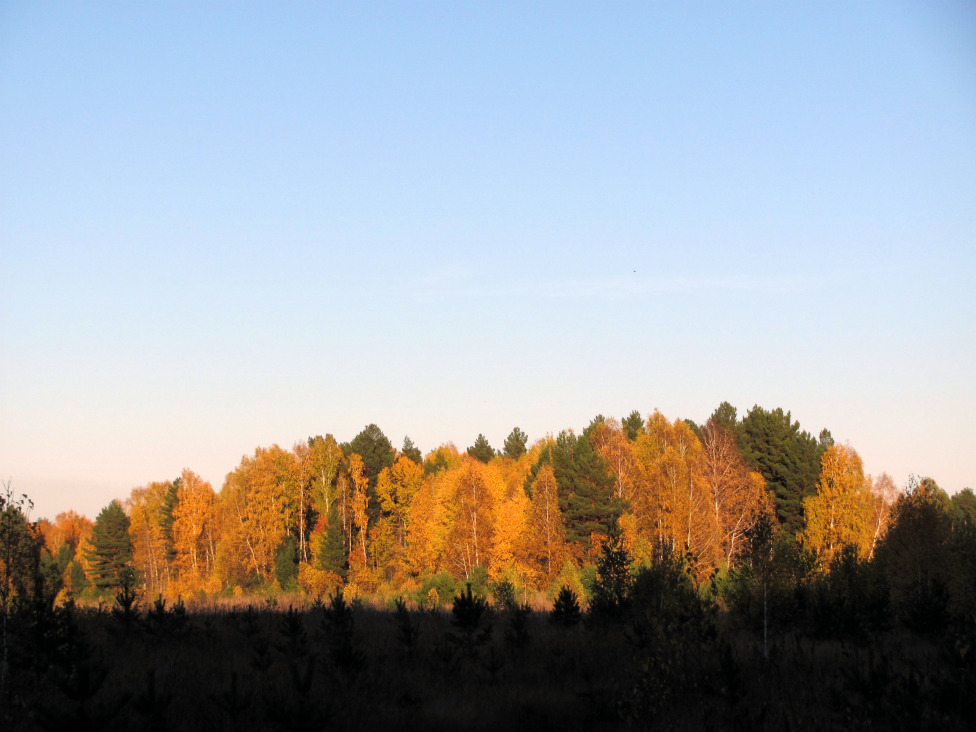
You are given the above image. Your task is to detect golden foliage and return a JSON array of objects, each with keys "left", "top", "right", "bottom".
[
  {"left": 698, "top": 422, "right": 770, "bottom": 568},
  {"left": 219, "top": 445, "right": 296, "bottom": 580},
  {"left": 172, "top": 470, "right": 218, "bottom": 595},
  {"left": 127, "top": 481, "right": 172, "bottom": 596},
  {"left": 443, "top": 458, "right": 505, "bottom": 578},
  {"left": 802, "top": 444, "right": 877, "bottom": 566},
  {"left": 526, "top": 464, "right": 567, "bottom": 584},
  {"left": 297, "top": 562, "right": 342, "bottom": 599},
  {"left": 633, "top": 412, "right": 717, "bottom": 581}
]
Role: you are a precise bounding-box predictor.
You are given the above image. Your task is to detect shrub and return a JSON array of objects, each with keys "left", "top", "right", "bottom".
[
  {"left": 491, "top": 579, "right": 518, "bottom": 612},
  {"left": 450, "top": 583, "right": 492, "bottom": 649},
  {"left": 588, "top": 534, "right": 633, "bottom": 621},
  {"left": 550, "top": 585, "right": 582, "bottom": 627}
]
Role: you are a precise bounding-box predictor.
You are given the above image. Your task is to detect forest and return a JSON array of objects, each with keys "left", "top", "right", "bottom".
[{"left": 2, "top": 403, "right": 975, "bottom": 730}]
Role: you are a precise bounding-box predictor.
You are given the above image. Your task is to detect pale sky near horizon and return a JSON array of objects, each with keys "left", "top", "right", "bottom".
[{"left": 2, "top": 1, "right": 974, "bottom": 521}]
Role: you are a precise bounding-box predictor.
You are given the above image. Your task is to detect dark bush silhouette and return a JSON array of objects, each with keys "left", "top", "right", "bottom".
[{"left": 550, "top": 585, "right": 582, "bottom": 627}]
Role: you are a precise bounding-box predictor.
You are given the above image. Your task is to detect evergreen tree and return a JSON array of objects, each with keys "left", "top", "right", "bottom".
[
  {"left": 344, "top": 423, "right": 395, "bottom": 529},
  {"left": 317, "top": 503, "right": 348, "bottom": 581},
  {"left": 274, "top": 535, "right": 299, "bottom": 591},
  {"left": 874, "top": 477, "right": 953, "bottom": 631},
  {"left": 531, "top": 431, "right": 621, "bottom": 551},
  {"left": 589, "top": 534, "right": 633, "bottom": 619},
  {"left": 467, "top": 434, "right": 495, "bottom": 464},
  {"left": 401, "top": 436, "right": 423, "bottom": 465},
  {"left": 159, "top": 477, "right": 180, "bottom": 563},
  {"left": 950, "top": 488, "right": 976, "bottom": 530},
  {"left": 709, "top": 401, "right": 738, "bottom": 433},
  {"left": 502, "top": 427, "right": 528, "bottom": 459},
  {"left": 622, "top": 410, "right": 643, "bottom": 440},
  {"left": 344, "top": 424, "right": 395, "bottom": 488},
  {"left": 86, "top": 500, "right": 133, "bottom": 590},
  {"left": 736, "top": 406, "right": 825, "bottom": 536}
]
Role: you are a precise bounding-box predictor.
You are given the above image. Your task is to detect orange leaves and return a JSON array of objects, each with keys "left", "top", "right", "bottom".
[
  {"left": 590, "top": 419, "right": 639, "bottom": 502},
  {"left": 220, "top": 445, "right": 297, "bottom": 580},
  {"left": 42, "top": 510, "right": 93, "bottom": 557},
  {"left": 802, "top": 444, "right": 877, "bottom": 566},
  {"left": 172, "top": 469, "right": 217, "bottom": 595},
  {"left": 126, "top": 481, "right": 173, "bottom": 596},
  {"left": 699, "top": 421, "right": 769, "bottom": 568},
  {"left": 444, "top": 458, "right": 505, "bottom": 578},
  {"left": 526, "top": 463, "right": 566, "bottom": 583},
  {"left": 633, "top": 412, "right": 715, "bottom": 578},
  {"left": 297, "top": 562, "right": 342, "bottom": 599}
]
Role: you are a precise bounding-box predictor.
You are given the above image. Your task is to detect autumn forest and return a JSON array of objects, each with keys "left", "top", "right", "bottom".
[{"left": 3, "top": 402, "right": 975, "bottom": 730}]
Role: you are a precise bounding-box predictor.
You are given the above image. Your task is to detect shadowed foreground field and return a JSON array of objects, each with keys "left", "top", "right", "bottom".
[{"left": 4, "top": 593, "right": 974, "bottom": 732}]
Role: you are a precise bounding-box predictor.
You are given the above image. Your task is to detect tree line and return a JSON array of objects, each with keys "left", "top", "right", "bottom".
[{"left": 7, "top": 403, "right": 976, "bottom": 617}]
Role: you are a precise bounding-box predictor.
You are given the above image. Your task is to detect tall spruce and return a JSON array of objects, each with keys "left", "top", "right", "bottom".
[
  {"left": 400, "top": 436, "right": 423, "bottom": 465},
  {"left": 736, "top": 406, "right": 825, "bottom": 536},
  {"left": 503, "top": 427, "right": 528, "bottom": 459},
  {"left": 622, "top": 410, "right": 644, "bottom": 440},
  {"left": 344, "top": 424, "right": 395, "bottom": 488},
  {"left": 529, "top": 430, "right": 621, "bottom": 551},
  {"left": 318, "top": 503, "right": 348, "bottom": 581},
  {"left": 159, "top": 477, "right": 180, "bottom": 563},
  {"left": 467, "top": 434, "right": 496, "bottom": 464},
  {"left": 86, "top": 499, "right": 134, "bottom": 589}
]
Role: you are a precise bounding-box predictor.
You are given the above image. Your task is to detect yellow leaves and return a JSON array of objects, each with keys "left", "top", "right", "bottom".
[
  {"left": 126, "top": 480, "right": 172, "bottom": 596},
  {"left": 220, "top": 445, "right": 297, "bottom": 579},
  {"left": 308, "top": 434, "right": 343, "bottom": 517},
  {"left": 376, "top": 457, "right": 424, "bottom": 530},
  {"left": 618, "top": 511, "right": 654, "bottom": 567},
  {"left": 699, "top": 422, "right": 770, "bottom": 569},
  {"left": 444, "top": 458, "right": 506, "bottom": 578},
  {"left": 43, "top": 511, "right": 93, "bottom": 557},
  {"left": 297, "top": 562, "right": 341, "bottom": 599},
  {"left": 374, "top": 456, "right": 432, "bottom": 581},
  {"left": 632, "top": 412, "right": 715, "bottom": 578},
  {"left": 172, "top": 469, "right": 217, "bottom": 594},
  {"left": 590, "top": 419, "right": 638, "bottom": 502},
  {"left": 802, "top": 444, "right": 876, "bottom": 566},
  {"left": 347, "top": 453, "right": 370, "bottom": 566},
  {"left": 526, "top": 463, "right": 567, "bottom": 584},
  {"left": 491, "top": 479, "right": 530, "bottom": 582},
  {"left": 405, "top": 468, "right": 450, "bottom": 576}
]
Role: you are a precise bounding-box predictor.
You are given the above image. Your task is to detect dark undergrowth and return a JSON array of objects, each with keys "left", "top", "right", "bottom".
[{"left": 2, "top": 590, "right": 973, "bottom": 732}]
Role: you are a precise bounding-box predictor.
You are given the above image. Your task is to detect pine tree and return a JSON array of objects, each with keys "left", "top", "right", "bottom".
[
  {"left": 736, "top": 406, "right": 825, "bottom": 536},
  {"left": 86, "top": 500, "right": 134, "bottom": 590},
  {"left": 401, "top": 436, "right": 423, "bottom": 465},
  {"left": 622, "top": 410, "right": 643, "bottom": 440},
  {"left": 503, "top": 427, "right": 528, "bottom": 459},
  {"left": 550, "top": 431, "right": 621, "bottom": 550},
  {"left": 159, "top": 477, "right": 180, "bottom": 563},
  {"left": 467, "top": 434, "right": 496, "bottom": 464},
  {"left": 317, "top": 504, "right": 348, "bottom": 581},
  {"left": 590, "top": 534, "right": 633, "bottom": 619}
]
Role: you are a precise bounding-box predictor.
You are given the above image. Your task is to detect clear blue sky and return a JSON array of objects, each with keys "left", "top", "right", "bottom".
[{"left": 2, "top": 1, "right": 974, "bottom": 520}]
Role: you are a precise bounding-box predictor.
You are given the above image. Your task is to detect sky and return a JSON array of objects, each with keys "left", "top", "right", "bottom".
[{"left": 1, "top": 1, "right": 974, "bottom": 521}]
